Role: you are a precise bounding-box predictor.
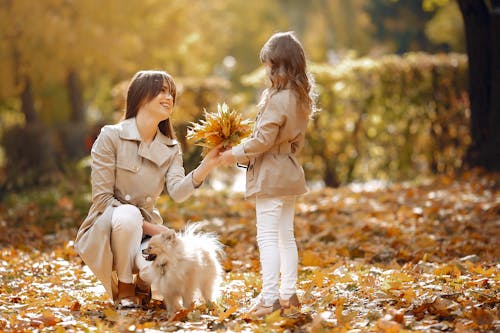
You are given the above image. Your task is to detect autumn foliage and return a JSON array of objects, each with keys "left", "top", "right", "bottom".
[
  {"left": 186, "top": 103, "right": 253, "bottom": 155},
  {"left": 0, "top": 170, "right": 498, "bottom": 332}
]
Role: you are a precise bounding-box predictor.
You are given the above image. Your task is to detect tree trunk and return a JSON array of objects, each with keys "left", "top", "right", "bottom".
[
  {"left": 458, "top": 0, "right": 500, "bottom": 171},
  {"left": 488, "top": 2, "right": 500, "bottom": 169},
  {"left": 67, "top": 69, "right": 85, "bottom": 123},
  {"left": 324, "top": 158, "right": 340, "bottom": 188},
  {"left": 20, "top": 76, "right": 38, "bottom": 124},
  {"left": 12, "top": 43, "right": 38, "bottom": 124}
]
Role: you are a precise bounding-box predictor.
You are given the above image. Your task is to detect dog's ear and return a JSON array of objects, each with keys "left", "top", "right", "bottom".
[{"left": 161, "top": 229, "right": 176, "bottom": 242}]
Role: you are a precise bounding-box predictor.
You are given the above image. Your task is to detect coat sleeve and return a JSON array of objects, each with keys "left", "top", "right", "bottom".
[
  {"left": 90, "top": 126, "right": 122, "bottom": 213},
  {"left": 232, "top": 94, "right": 286, "bottom": 162},
  {"left": 165, "top": 146, "right": 197, "bottom": 202}
]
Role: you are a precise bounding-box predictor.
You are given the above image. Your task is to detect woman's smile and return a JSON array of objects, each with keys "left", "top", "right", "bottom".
[{"left": 160, "top": 101, "right": 172, "bottom": 111}]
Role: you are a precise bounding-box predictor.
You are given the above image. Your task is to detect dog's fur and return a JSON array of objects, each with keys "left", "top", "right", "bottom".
[{"left": 139, "top": 223, "right": 224, "bottom": 314}]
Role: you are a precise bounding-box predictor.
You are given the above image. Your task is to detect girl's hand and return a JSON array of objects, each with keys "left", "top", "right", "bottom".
[{"left": 220, "top": 149, "right": 236, "bottom": 166}]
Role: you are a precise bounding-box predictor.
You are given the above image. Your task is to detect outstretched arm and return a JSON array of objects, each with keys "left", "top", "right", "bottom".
[{"left": 166, "top": 144, "right": 223, "bottom": 201}]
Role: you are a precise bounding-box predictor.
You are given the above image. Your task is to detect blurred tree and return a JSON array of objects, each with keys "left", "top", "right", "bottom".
[
  {"left": 0, "top": 0, "right": 42, "bottom": 124},
  {"left": 272, "top": 0, "right": 373, "bottom": 62},
  {"left": 0, "top": 0, "right": 58, "bottom": 190},
  {"left": 221, "top": 1, "right": 286, "bottom": 85},
  {"left": 424, "top": 0, "right": 465, "bottom": 52},
  {"left": 301, "top": 0, "right": 374, "bottom": 61},
  {"left": 366, "top": 0, "right": 435, "bottom": 53},
  {"left": 0, "top": 0, "right": 246, "bottom": 189},
  {"left": 456, "top": 0, "right": 500, "bottom": 171}
]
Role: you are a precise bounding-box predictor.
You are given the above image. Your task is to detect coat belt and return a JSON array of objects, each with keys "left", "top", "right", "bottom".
[{"left": 269, "top": 142, "right": 293, "bottom": 154}]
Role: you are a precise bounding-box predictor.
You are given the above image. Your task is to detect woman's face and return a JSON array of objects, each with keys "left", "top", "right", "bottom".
[{"left": 141, "top": 82, "right": 174, "bottom": 121}]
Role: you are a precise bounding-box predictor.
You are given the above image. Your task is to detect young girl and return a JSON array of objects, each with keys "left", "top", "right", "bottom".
[
  {"left": 220, "top": 31, "right": 316, "bottom": 316},
  {"left": 75, "top": 70, "right": 222, "bottom": 308}
]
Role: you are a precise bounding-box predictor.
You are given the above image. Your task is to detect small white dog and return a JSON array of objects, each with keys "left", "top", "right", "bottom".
[{"left": 139, "top": 223, "right": 224, "bottom": 314}]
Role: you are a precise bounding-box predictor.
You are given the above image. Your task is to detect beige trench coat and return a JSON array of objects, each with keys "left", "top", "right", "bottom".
[
  {"left": 74, "top": 118, "right": 197, "bottom": 300},
  {"left": 232, "top": 89, "right": 309, "bottom": 198}
]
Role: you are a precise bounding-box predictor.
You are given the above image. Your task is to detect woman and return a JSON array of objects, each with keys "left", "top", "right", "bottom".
[{"left": 75, "top": 70, "right": 222, "bottom": 307}]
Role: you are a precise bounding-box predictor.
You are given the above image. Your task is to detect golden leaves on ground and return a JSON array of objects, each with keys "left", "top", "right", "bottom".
[
  {"left": 0, "top": 171, "right": 499, "bottom": 331},
  {"left": 186, "top": 102, "right": 253, "bottom": 155}
]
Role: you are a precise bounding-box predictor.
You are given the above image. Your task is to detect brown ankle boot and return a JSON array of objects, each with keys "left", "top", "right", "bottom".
[
  {"left": 135, "top": 277, "right": 151, "bottom": 306},
  {"left": 116, "top": 281, "right": 140, "bottom": 308}
]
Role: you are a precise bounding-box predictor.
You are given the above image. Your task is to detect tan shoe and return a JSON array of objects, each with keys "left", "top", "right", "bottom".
[
  {"left": 248, "top": 299, "right": 281, "bottom": 318},
  {"left": 280, "top": 294, "right": 300, "bottom": 309}
]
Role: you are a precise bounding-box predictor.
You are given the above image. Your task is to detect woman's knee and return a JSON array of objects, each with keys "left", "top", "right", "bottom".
[{"left": 111, "top": 204, "right": 143, "bottom": 232}]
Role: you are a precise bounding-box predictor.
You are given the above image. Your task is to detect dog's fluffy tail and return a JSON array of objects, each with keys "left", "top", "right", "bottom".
[
  {"left": 180, "top": 221, "right": 225, "bottom": 259},
  {"left": 181, "top": 222, "right": 225, "bottom": 301}
]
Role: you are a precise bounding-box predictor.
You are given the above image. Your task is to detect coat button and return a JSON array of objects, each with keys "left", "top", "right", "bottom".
[
  {"left": 146, "top": 197, "right": 152, "bottom": 202},
  {"left": 134, "top": 166, "right": 139, "bottom": 172},
  {"left": 125, "top": 194, "right": 131, "bottom": 201}
]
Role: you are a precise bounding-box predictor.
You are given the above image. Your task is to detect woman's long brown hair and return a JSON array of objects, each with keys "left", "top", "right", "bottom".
[
  {"left": 258, "top": 31, "right": 316, "bottom": 116},
  {"left": 124, "top": 70, "right": 177, "bottom": 139}
]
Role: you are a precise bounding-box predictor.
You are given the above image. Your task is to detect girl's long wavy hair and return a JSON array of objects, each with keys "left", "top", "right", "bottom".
[
  {"left": 258, "top": 31, "right": 317, "bottom": 116},
  {"left": 124, "top": 70, "right": 177, "bottom": 139}
]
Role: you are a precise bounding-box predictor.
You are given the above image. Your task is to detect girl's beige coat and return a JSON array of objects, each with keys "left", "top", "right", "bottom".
[
  {"left": 75, "top": 118, "right": 196, "bottom": 300},
  {"left": 232, "top": 89, "right": 309, "bottom": 198}
]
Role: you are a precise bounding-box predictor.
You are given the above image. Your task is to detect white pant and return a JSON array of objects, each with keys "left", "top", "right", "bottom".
[
  {"left": 111, "top": 204, "right": 144, "bottom": 283},
  {"left": 255, "top": 195, "right": 298, "bottom": 305}
]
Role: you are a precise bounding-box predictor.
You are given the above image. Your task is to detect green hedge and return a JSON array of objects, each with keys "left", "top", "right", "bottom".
[{"left": 245, "top": 52, "right": 469, "bottom": 186}]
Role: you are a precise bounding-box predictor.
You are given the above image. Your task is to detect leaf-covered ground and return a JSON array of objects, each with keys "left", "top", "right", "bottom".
[{"left": 1, "top": 171, "right": 499, "bottom": 332}]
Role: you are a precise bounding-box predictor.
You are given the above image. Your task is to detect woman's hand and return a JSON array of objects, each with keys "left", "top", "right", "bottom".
[
  {"left": 219, "top": 149, "right": 236, "bottom": 166},
  {"left": 143, "top": 221, "right": 171, "bottom": 236},
  {"left": 203, "top": 144, "right": 225, "bottom": 167},
  {"left": 192, "top": 144, "right": 225, "bottom": 185}
]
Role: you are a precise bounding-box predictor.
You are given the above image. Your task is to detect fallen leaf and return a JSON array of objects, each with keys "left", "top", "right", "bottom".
[
  {"left": 375, "top": 318, "right": 402, "bottom": 333},
  {"left": 301, "top": 250, "right": 324, "bottom": 267},
  {"left": 218, "top": 305, "right": 237, "bottom": 322}
]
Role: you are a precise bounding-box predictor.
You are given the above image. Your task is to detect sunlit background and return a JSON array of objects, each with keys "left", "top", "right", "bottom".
[
  {"left": 2, "top": 3, "right": 500, "bottom": 332},
  {"left": 0, "top": 0, "right": 467, "bottom": 192}
]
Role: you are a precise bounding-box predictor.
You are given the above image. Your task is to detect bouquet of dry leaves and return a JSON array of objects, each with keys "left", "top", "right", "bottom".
[{"left": 186, "top": 103, "right": 253, "bottom": 155}]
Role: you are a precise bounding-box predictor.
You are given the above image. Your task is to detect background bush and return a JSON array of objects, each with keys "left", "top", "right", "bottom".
[
  {"left": 1, "top": 124, "right": 58, "bottom": 192},
  {"left": 245, "top": 52, "right": 469, "bottom": 186}
]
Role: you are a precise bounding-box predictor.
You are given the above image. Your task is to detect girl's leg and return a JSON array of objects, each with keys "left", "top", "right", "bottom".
[
  {"left": 110, "top": 204, "right": 143, "bottom": 285},
  {"left": 255, "top": 196, "right": 283, "bottom": 305},
  {"left": 278, "top": 196, "right": 298, "bottom": 300}
]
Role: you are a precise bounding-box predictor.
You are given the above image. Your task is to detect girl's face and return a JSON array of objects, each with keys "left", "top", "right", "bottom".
[{"left": 141, "top": 82, "right": 174, "bottom": 121}]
